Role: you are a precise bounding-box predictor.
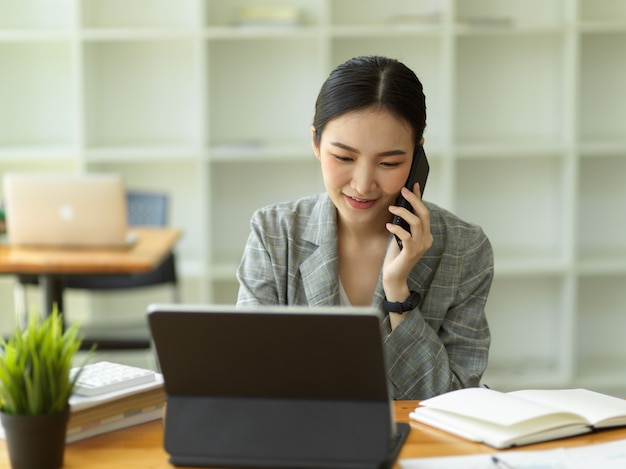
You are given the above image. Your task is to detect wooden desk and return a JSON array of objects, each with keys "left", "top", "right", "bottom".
[
  {"left": 0, "top": 227, "right": 181, "bottom": 315},
  {"left": 2, "top": 401, "right": 626, "bottom": 468}
]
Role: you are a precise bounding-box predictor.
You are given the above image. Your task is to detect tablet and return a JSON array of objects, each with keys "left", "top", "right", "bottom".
[{"left": 148, "top": 304, "right": 409, "bottom": 469}]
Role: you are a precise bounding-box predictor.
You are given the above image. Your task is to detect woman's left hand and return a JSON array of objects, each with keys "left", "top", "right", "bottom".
[{"left": 383, "top": 184, "right": 433, "bottom": 298}]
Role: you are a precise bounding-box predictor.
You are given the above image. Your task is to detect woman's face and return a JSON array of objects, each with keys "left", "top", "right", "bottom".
[{"left": 312, "top": 108, "right": 415, "bottom": 232}]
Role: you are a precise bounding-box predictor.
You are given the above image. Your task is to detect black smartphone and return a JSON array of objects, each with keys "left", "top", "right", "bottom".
[{"left": 392, "top": 144, "right": 430, "bottom": 249}]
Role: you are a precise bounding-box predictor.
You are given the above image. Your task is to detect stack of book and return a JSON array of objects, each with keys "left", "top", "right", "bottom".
[{"left": 66, "top": 371, "right": 165, "bottom": 443}]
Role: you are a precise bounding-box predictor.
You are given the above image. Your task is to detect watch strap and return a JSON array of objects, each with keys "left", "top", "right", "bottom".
[{"left": 383, "top": 290, "right": 421, "bottom": 314}]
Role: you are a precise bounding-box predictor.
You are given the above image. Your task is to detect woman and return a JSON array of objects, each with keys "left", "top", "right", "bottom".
[{"left": 236, "top": 56, "right": 493, "bottom": 400}]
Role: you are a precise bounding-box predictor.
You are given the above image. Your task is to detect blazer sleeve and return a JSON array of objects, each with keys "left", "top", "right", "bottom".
[{"left": 382, "top": 227, "right": 494, "bottom": 400}]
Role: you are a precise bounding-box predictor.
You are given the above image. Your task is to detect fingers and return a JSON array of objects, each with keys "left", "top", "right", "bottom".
[
  {"left": 387, "top": 205, "right": 427, "bottom": 243},
  {"left": 395, "top": 185, "right": 431, "bottom": 232},
  {"left": 387, "top": 184, "right": 432, "bottom": 253},
  {"left": 407, "top": 183, "right": 429, "bottom": 224}
]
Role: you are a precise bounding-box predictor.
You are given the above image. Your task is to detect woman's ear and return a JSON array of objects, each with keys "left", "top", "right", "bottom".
[
  {"left": 311, "top": 126, "right": 321, "bottom": 161},
  {"left": 419, "top": 137, "right": 425, "bottom": 147}
]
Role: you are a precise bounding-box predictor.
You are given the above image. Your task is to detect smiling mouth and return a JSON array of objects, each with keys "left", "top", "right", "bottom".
[{"left": 345, "top": 194, "right": 376, "bottom": 209}]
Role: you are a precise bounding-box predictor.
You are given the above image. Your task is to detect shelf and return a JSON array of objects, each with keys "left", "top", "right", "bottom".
[
  {"left": 209, "top": 141, "right": 311, "bottom": 162},
  {"left": 0, "top": 31, "right": 74, "bottom": 41},
  {"left": 330, "top": 24, "right": 443, "bottom": 37},
  {"left": 577, "top": 157, "right": 626, "bottom": 259},
  {"left": 0, "top": 41, "right": 76, "bottom": 147},
  {"left": 205, "top": 0, "right": 320, "bottom": 29},
  {"left": 494, "top": 257, "right": 569, "bottom": 277},
  {"left": 206, "top": 26, "right": 319, "bottom": 40},
  {"left": 0, "top": 159, "right": 76, "bottom": 174},
  {"left": 0, "top": 146, "right": 77, "bottom": 160},
  {"left": 2, "top": 0, "right": 626, "bottom": 393},
  {"left": 454, "top": 23, "right": 566, "bottom": 36},
  {"left": 81, "top": 29, "right": 199, "bottom": 41},
  {"left": 83, "top": 39, "right": 202, "bottom": 148},
  {"left": 455, "top": 140, "right": 568, "bottom": 158},
  {"left": 455, "top": 0, "right": 565, "bottom": 27},
  {"left": 0, "top": 0, "right": 75, "bottom": 30},
  {"left": 81, "top": 0, "right": 200, "bottom": 29},
  {"left": 455, "top": 158, "right": 568, "bottom": 262},
  {"left": 577, "top": 252, "right": 626, "bottom": 276},
  {"left": 455, "top": 33, "right": 567, "bottom": 145},
  {"left": 576, "top": 275, "right": 626, "bottom": 388},
  {"left": 207, "top": 38, "right": 322, "bottom": 146},
  {"left": 483, "top": 275, "right": 571, "bottom": 389},
  {"left": 579, "top": 140, "right": 626, "bottom": 156},
  {"left": 84, "top": 145, "right": 203, "bottom": 162},
  {"left": 209, "top": 159, "right": 324, "bottom": 265},
  {"left": 330, "top": 0, "right": 442, "bottom": 28},
  {"left": 579, "top": 32, "right": 626, "bottom": 143},
  {"left": 579, "top": 0, "right": 626, "bottom": 25},
  {"left": 579, "top": 22, "right": 626, "bottom": 33}
]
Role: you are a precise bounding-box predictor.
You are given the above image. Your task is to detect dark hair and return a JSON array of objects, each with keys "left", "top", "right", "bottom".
[{"left": 313, "top": 55, "right": 426, "bottom": 144}]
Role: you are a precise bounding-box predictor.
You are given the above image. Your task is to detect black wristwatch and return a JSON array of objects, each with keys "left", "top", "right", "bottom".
[{"left": 383, "top": 291, "right": 421, "bottom": 314}]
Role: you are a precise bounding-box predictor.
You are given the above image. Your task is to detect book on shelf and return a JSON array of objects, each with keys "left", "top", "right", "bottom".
[
  {"left": 409, "top": 387, "right": 626, "bottom": 449},
  {"left": 235, "top": 6, "right": 300, "bottom": 27},
  {"left": 0, "top": 373, "right": 165, "bottom": 444}
]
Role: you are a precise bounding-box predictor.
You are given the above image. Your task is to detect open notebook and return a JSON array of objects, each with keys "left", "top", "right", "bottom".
[
  {"left": 3, "top": 173, "right": 129, "bottom": 248},
  {"left": 148, "top": 304, "right": 410, "bottom": 469}
]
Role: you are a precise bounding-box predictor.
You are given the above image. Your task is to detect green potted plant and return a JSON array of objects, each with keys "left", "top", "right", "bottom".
[{"left": 0, "top": 307, "right": 88, "bottom": 469}]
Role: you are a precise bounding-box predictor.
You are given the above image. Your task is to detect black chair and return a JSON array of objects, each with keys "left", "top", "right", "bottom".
[{"left": 16, "top": 190, "right": 179, "bottom": 350}]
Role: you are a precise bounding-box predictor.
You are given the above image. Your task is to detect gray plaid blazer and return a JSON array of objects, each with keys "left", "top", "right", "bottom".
[{"left": 237, "top": 193, "right": 493, "bottom": 400}]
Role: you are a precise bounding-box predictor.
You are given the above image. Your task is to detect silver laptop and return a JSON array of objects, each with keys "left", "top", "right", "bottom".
[
  {"left": 148, "top": 304, "right": 410, "bottom": 469},
  {"left": 3, "top": 173, "right": 129, "bottom": 247}
]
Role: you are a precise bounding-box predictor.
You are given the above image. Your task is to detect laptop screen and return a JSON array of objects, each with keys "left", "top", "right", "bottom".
[{"left": 3, "top": 172, "right": 128, "bottom": 247}]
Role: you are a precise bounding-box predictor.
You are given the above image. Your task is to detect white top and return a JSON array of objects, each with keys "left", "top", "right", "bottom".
[{"left": 338, "top": 278, "right": 352, "bottom": 306}]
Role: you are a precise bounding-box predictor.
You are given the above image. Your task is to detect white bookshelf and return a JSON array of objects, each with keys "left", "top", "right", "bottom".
[{"left": 1, "top": 0, "right": 626, "bottom": 394}]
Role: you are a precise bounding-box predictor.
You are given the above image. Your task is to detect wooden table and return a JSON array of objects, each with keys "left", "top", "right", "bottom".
[
  {"left": 0, "top": 227, "right": 181, "bottom": 315},
  {"left": 2, "top": 400, "right": 626, "bottom": 468}
]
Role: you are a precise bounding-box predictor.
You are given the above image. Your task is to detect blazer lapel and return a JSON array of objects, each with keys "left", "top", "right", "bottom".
[{"left": 299, "top": 195, "right": 340, "bottom": 306}]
